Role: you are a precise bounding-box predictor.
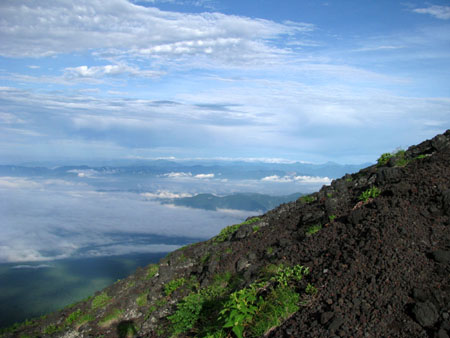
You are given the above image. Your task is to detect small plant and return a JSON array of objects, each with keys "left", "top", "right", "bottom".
[
  {"left": 266, "top": 247, "right": 274, "bottom": 255},
  {"left": 415, "top": 154, "right": 427, "bottom": 160},
  {"left": 77, "top": 313, "right": 95, "bottom": 325},
  {"left": 327, "top": 192, "right": 333, "bottom": 198},
  {"left": 225, "top": 247, "right": 233, "bottom": 254},
  {"left": 272, "top": 265, "right": 309, "bottom": 286},
  {"left": 168, "top": 292, "right": 205, "bottom": 334},
  {"left": 299, "top": 195, "right": 316, "bottom": 204},
  {"left": 146, "top": 264, "right": 159, "bottom": 280},
  {"left": 306, "top": 224, "right": 322, "bottom": 236},
  {"left": 328, "top": 214, "right": 336, "bottom": 222},
  {"left": 393, "top": 149, "right": 408, "bottom": 166},
  {"left": 214, "top": 218, "right": 261, "bottom": 243},
  {"left": 248, "top": 285, "right": 300, "bottom": 337},
  {"left": 43, "top": 324, "right": 61, "bottom": 335},
  {"left": 91, "top": 292, "right": 111, "bottom": 309},
  {"left": 99, "top": 309, "right": 123, "bottom": 326},
  {"left": 345, "top": 177, "right": 353, "bottom": 182},
  {"left": 65, "top": 309, "right": 83, "bottom": 325},
  {"left": 220, "top": 282, "right": 263, "bottom": 338},
  {"left": 201, "top": 253, "right": 211, "bottom": 264},
  {"left": 359, "top": 187, "right": 381, "bottom": 202},
  {"left": 252, "top": 225, "right": 260, "bottom": 233},
  {"left": 305, "top": 283, "right": 318, "bottom": 295},
  {"left": 164, "top": 277, "right": 186, "bottom": 296},
  {"left": 377, "top": 153, "right": 392, "bottom": 166},
  {"left": 136, "top": 292, "right": 148, "bottom": 307}
]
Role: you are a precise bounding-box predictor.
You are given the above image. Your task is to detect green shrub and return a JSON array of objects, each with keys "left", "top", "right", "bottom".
[
  {"left": 377, "top": 153, "right": 392, "bottom": 166},
  {"left": 99, "top": 309, "right": 123, "bottom": 325},
  {"left": 415, "top": 154, "right": 427, "bottom": 160},
  {"left": 145, "top": 264, "right": 159, "bottom": 280},
  {"left": 306, "top": 224, "right": 322, "bottom": 236},
  {"left": 43, "top": 324, "right": 61, "bottom": 335},
  {"left": 164, "top": 277, "right": 186, "bottom": 296},
  {"left": 305, "top": 283, "right": 318, "bottom": 295},
  {"left": 168, "top": 292, "right": 205, "bottom": 334},
  {"left": 328, "top": 214, "right": 336, "bottom": 222},
  {"left": 65, "top": 309, "right": 82, "bottom": 325},
  {"left": 249, "top": 285, "right": 300, "bottom": 337},
  {"left": 136, "top": 292, "right": 148, "bottom": 307},
  {"left": 214, "top": 218, "right": 261, "bottom": 243},
  {"left": 77, "top": 313, "right": 95, "bottom": 325},
  {"left": 299, "top": 195, "right": 316, "bottom": 204},
  {"left": 359, "top": 187, "right": 381, "bottom": 202},
  {"left": 271, "top": 265, "right": 309, "bottom": 286},
  {"left": 219, "top": 282, "right": 263, "bottom": 338},
  {"left": 91, "top": 292, "right": 111, "bottom": 309}
]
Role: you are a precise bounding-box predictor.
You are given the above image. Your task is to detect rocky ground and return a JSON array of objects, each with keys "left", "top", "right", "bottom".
[{"left": 2, "top": 130, "right": 449, "bottom": 338}]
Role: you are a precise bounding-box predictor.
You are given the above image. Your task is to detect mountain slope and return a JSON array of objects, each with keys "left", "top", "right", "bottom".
[{"left": 2, "top": 130, "right": 449, "bottom": 338}]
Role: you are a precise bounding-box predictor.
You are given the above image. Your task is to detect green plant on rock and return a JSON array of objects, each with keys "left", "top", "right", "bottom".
[
  {"left": 248, "top": 285, "right": 300, "bottom": 337},
  {"left": 415, "top": 154, "right": 427, "bottom": 160},
  {"left": 393, "top": 149, "right": 408, "bottom": 166},
  {"left": 99, "top": 308, "right": 123, "bottom": 326},
  {"left": 377, "top": 153, "right": 392, "bottom": 166},
  {"left": 168, "top": 292, "right": 205, "bottom": 334},
  {"left": 65, "top": 309, "right": 82, "bottom": 325},
  {"left": 328, "top": 214, "right": 336, "bottom": 222},
  {"left": 214, "top": 218, "right": 261, "bottom": 243},
  {"left": 271, "top": 265, "right": 309, "bottom": 286},
  {"left": 219, "top": 282, "right": 264, "bottom": 338},
  {"left": 359, "top": 187, "right": 381, "bottom": 202},
  {"left": 145, "top": 264, "right": 159, "bottom": 280},
  {"left": 43, "top": 324, "right": 61, "bottom": 335},
  {"left": 305, "top": 283, "right": 318, "bottom": 295},
  {"left": 91, "top": 292, "right": 111, "bottom": 309},
  {"left": 136, "top": 292, "right": 148, "bottom": 307},
  {"left": 164, "top": 277, "right": 186, "bottom": 296},
  {"left": 299, "top": 195, "right": 316, "bottom": 204},
  {"left": 306, "top": 224, "right": 322, "bottom": 236}
]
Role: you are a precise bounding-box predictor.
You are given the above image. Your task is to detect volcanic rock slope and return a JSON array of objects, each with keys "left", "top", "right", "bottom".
[{"left": 3, "top": 130, "right": 450, "bottom": 338}]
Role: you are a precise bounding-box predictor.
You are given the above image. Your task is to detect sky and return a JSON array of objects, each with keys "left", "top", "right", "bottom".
[{"left": 0, "top": 0, "right": 449, "bottom": 164}]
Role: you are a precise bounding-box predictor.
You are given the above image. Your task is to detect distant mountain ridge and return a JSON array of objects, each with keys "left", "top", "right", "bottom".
[{"left": 0, "top": 160, "right": 369, "bottom": 180}]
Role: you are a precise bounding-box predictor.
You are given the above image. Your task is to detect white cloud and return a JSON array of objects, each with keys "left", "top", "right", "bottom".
[
  {"left": 261, "top": 175, "right": 331, "bottom": 185},
  {"left": 293, "top": 175, "right": 331, "bottom": 184},
  {"left": 413, "top": 5, "right": 450, "bottom": 20},
  {"left": 163, "top": 172, "right": 193, "bottom": 178},
  {"left": 0, "top": 177, "right": 42, "bottom": 189},
  {"left": 0, "top": 112, "right": 25, "bottom": 124},
  {"left": 64, "top": 64, "right": 162, "bottom": 79},
  {"left": 0, "top": 0, "right": 313, "bottom": 65},
  {"left": 194, "top": 173, "right": 214, "bottom": 179},
  {"left": 141, "top": 191, "right": 193, "bottom": 199},
  {"left": 11, "top": 264, "right": 53, "bottom": 269},
  {"left": 67, "top": 169, "right": 99, "bottom": 178},
  {"left": 261, "top": 175, "right": 291, "bottom": 183}
]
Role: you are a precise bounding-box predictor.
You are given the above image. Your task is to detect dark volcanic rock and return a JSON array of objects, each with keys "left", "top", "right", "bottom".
[{"left": 413, "top": 301, "right": 439, "bottom": 328}]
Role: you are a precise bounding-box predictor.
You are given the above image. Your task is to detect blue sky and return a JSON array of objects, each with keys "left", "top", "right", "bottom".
[{"left": 0, "top": 0, "right": 449, "bottom": 164}]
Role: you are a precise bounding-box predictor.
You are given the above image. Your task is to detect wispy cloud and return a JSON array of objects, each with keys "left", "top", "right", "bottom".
[
  {"left": 64, "top": 64, "right": 163, "bottom": 79},
  {"left": 0, "top": 0, "right": 312, "bottom": 66},
  {"left": 261, "top": 175, "right": 331, "bottom": 184},
  {"left": 413, "top": 5, "right": 450, "bottom": 20}
]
